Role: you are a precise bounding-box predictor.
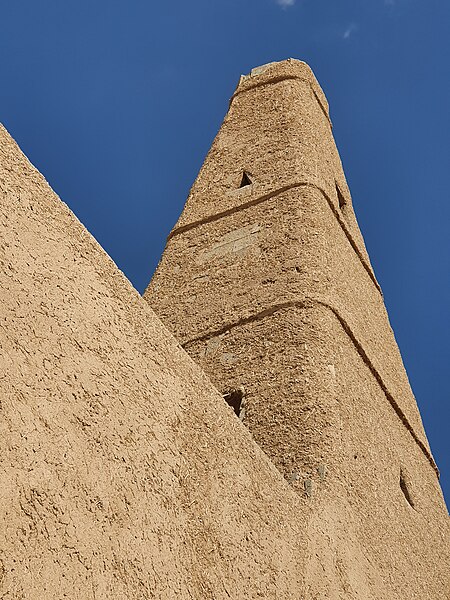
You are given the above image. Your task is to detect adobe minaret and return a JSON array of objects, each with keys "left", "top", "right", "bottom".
[{"left": 145, "top": 60, "right": 449, "bottom": 596}]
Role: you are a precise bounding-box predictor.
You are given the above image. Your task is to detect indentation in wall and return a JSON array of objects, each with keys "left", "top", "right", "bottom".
[
  {"left": 239, "top": 172, "right": 253, "bottom": 188},
  {"left": 400, "top": 467, "right": 415, "bottom": 508},
  {"left": 223, "top": 387, "right": 246, "bottom": 420},
  {"left": 197, "top": 224, "right": 260, "bottom": 263},
  {"left": 336, "top": 183, "right": 346, "bottom": 209}
]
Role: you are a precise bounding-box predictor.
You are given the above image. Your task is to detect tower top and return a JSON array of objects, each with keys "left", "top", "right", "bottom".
[{"left": 233, "top": 58, "right": 330, "bottom": 123}]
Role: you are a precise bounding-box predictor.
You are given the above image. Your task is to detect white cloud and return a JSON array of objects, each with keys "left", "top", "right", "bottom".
[
  {"left": 276, "top": 0, "right": 296, "bottom": 8},
  {"left": 343, "top": 23, "right": 358, "bottom": 39}
]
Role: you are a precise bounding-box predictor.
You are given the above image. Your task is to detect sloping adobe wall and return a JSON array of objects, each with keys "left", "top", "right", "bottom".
[
  {"left": 0, "top": 124, "right": 312, "bottom": 599},
  {"left": 1, "top": 116, "right": 448, "bottom": 599}
]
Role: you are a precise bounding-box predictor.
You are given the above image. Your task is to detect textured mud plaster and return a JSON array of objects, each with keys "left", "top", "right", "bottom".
[
  {"left": 198, "top": 224, "right": 260, "bottom": 262},
  {"left": 146, "top": 59, "right": 450, "bottom": 599},
  {"left": 0, "top": 124, "right": 319, "bottom": 599}
]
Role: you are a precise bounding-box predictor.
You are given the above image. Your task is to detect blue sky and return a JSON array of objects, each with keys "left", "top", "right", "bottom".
[{"left": 1, "top": 0, "right": 449, "bottom": 505}]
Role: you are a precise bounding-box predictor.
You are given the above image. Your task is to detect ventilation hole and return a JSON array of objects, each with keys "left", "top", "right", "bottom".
[
  {"left": 336, "top": 183, "right": 346, "bottom": 209},
  {"left": 223, "top": 387, "right": 245, "bottom": 418},
  {"left": 400, "top": 468, "right": 415, "bottom": 508},
  {"left": 239, "top": 172, "right": 252, "bottom": 188}
]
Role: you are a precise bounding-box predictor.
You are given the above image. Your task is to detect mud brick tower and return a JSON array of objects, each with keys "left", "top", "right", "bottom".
[
  {"left": 146, "top": 59, "right": 449, "bottom": 596},
  {"left": 1, "top": 58, "right": 448, "bottom": 598}
]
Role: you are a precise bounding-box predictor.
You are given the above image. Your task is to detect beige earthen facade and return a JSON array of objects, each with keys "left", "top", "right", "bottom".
[
  {"left": 0, "top": 59, "right": 448, "bottom": 598},
  {"left": 146, "top": 60, "right": 449, "bottom": 598}
]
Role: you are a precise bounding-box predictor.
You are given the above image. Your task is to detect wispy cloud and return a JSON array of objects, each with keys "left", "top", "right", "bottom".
[
  {"left": 343, "top": 23, "right": 358, "bottom": 39},
  {"left": 276, "top": 0, "right": 296, "bottom": 8}
]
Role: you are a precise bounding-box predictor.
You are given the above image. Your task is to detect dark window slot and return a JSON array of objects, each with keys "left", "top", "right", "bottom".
[
  {"left": 239, "top": 172, "right": 252, "bottom": 188},
  {"left": 223, "top": 388, "right": 245, "bottom": 417},
  {"left": 336, "top": 183, "right": 346, "bottom": 209}
]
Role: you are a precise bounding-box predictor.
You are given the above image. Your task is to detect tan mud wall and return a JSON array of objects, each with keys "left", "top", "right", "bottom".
[
  {"left": 185, "top": 304, "right": 450, "bottom": 599},
  {"left": 146, "top": 60, "right": 450, "bottom": 599},
  {"left": 170, "top": 60, "right": 374, "bottom": 283},
  {"left": 148, "top": 186, "right": 432, "bottom": 464},
  {"left": 0, "top": 123, "right": 316, "bottom": 599}
]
